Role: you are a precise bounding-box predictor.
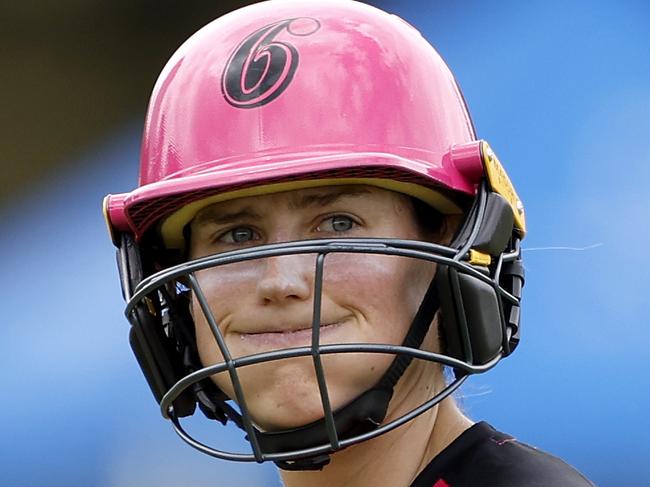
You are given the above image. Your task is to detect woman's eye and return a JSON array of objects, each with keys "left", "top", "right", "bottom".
[
  {"left": 219, "top": 227, "right": 258, "bottom": 244},
  {"left": 318, "top": 215, "right": 356, "bottom": 233}
]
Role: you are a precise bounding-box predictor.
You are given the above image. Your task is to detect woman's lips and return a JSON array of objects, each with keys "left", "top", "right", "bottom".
[{"left": 237, "top": 322, "right": 344, "bottom": 348}]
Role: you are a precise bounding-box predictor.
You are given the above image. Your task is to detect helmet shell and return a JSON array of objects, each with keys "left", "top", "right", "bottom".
[{"left": 105, "top": 0, "right": 483, "bottom": 247}]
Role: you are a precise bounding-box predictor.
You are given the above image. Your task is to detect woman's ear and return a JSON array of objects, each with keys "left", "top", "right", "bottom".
[{"left": 437, "top": 214, "right": 463, "bottom": 246}]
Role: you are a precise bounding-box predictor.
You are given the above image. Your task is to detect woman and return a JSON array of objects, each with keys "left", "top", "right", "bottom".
[{"left": 103, "top": 1, "right": 593, "bottom": 485}]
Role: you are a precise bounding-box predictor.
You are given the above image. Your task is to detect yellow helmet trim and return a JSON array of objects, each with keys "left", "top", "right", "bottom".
[
  {"left": 469, "top": 249, "right": 492, "bottom": 266},
  {"left": 481, "top": 141, "right": 526, "bottom": 236}
]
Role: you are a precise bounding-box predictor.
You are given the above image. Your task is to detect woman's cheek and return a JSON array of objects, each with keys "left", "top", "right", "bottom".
[
  {"left": 194, "top": 261, "right": 260, "bottom": 301},
  {"left": 191, "top": 263, "right": 259, "bottom": 368},
  {"left": 323, "top": 254, "right": 424, "bottom": 341}
]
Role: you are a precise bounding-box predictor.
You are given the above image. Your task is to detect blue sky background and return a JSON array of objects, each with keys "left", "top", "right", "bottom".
[{"left": 1, "top": 1, "right": 648, "bottom": 485}]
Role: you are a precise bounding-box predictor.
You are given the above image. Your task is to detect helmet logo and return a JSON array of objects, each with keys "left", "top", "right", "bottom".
[{"left": 222, "top": 18, "right": 320, "bottom": 109}]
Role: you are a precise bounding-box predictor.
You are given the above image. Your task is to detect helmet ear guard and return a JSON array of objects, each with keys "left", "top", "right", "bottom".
[
  {"left": 436, "top": 179, "right": 525, "bottom": 368},
  {"left": 128, "top": 306, "right": 197, "bottom": 418},
  {"left": 117, "top": 233, "right": 200, "bottom": 418},
  {"left": 437, "top": 264, "right": 505, "bottom": 366}
]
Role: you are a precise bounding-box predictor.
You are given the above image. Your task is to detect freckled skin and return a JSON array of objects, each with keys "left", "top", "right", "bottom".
[{"left": 189, "top": 185, "right": 441, "bottom": 431}]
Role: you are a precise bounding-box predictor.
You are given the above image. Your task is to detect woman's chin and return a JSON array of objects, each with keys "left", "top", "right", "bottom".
[
  {"left": 243, "top": 375, "right": 353, "bottom": 431},
  {"left": 214, "top": 353, "right": 393, "bottom": 431},
  {"left": 244, "top": 384, "right": 331, "bottom": 431},
  {"left": 251, "top": 405, "right": 326, "bottom": 432}
]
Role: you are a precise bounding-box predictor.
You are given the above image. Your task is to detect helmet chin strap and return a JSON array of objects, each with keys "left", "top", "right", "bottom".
[{"left": 196, "top": 276, "right": 441, "bottom": 471}]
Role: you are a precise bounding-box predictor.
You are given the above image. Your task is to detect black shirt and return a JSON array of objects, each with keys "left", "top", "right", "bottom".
[{"left": 410, "top": 422, "right": 595, "bottom": 487}]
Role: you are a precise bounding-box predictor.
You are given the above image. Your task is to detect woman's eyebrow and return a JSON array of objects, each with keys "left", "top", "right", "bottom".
[
  {"left": 289, "top": 187, "right": 371, "bottom": 209},
  {"left": 194, "top": 208, "right": 262, "bottom": 226},
  {"left": 194, "top": 187, "right": 371, "bottom": 225}
]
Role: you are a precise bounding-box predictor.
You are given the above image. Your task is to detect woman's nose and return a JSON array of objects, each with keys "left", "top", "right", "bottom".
[{"left": 256, "top": 254, "right": 313, "bottom": 305}]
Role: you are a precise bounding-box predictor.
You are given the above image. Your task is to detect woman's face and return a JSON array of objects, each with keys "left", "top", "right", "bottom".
[{"left": 188, "top": 185, "right": 442, "bottom": 431}]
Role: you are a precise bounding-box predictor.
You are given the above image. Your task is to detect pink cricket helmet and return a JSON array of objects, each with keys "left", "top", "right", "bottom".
[{"left": 104, "top": 0, "right": 490, "bottom": 249}]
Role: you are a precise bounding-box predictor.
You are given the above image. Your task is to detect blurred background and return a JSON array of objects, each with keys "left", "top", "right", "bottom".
[{"left": 1, "top": 1, "right": 648, "bottom": 485}]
